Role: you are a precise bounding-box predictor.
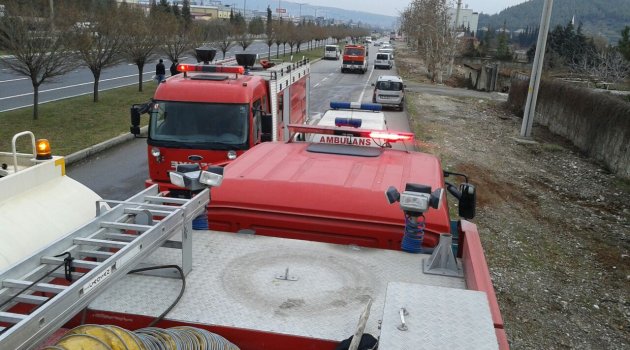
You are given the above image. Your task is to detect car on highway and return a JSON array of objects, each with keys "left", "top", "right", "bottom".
[
  {"left": 324, "top": 45, "right": 340, "bottom": 60},
  {"left": 374, "top": 53, "right": 393, "bottom": 70},
  {"left": 372, "top": 75, "right": 405, "bottom": 110}
]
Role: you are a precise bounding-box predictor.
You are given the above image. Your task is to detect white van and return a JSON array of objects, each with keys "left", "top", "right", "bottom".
[
  {"left": 374, "top": 52, "right": 393, "bottom": 69},
  {"left": 324, "top": 45, "right": 340, "bottom": 60},
  {"left": 377, "top": 47, "right": 394, "bottom": 59},
  {"left": 372, "top": 75, "right": 405, "bottom": 110}
]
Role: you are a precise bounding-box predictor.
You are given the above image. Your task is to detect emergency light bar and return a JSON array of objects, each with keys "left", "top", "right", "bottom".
[
  {"left": 330, "top": 101, "right": 382, "bottom": 111},
  {"left": 177, "top": 64, "right": 245, "bottom": 75},
  {"left": 335, "top": 117, "right": 362, "bottom": 128},
  {"left": 289, "top": 124, "right": 414, "bottom": 143}
]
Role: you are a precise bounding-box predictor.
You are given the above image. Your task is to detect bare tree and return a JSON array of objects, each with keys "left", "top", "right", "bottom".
[
  {"left": 211, "top": 21, "right": 234, "bottom": 60},
  {"left": 161, "top": 12, "right": 195, "bottom": 62},
  {"left": 72, "top": 6, "right": 126, "bottom": 102},
  {"left": 401, "top": 0, "right": 456, "bottom": 83},
  {"left": 0, "top": 7, "right": 77, "bottom": 119},
  {"left": 590, "top": 48, "right": 630, "bottom": 85},
  {"left": 121, "top": 6, "right": 161, "bottom": 92}
]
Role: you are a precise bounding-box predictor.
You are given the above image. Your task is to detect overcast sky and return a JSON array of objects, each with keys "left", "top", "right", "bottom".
[{"left": 293, "top": 0, "right": 528, "bottom": 17}]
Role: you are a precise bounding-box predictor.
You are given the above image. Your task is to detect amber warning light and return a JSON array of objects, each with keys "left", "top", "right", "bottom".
[
  {"left": 177, "top": 64, "right": 245, "bottom": 75},
  {"left": 36, "top": 139, "right": 52, "bottom": 160}
]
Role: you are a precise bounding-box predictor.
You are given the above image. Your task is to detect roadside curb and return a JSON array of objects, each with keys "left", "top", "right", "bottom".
[{"left": 65, "top": 126, "right": 147, "bottom": 166}]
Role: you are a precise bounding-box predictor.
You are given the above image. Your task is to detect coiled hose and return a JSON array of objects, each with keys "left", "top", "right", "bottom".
[{"left": 401, "top": 214, "right": 425, "bottom": 253}]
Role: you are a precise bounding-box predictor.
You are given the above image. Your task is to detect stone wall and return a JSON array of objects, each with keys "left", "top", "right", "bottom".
[{"left": 509, "top": 79, "right": 630, "bottom": 178}]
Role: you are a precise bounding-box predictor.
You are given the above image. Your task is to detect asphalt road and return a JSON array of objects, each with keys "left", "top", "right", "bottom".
[
  {"left": 67, "top": 40, "right": 412, "bottom": 200},
  {"left": 0, "top": 40, "right": 331, "bottom": 112}
]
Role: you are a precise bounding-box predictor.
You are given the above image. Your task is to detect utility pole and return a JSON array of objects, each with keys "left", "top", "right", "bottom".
[
  {"left": 447, "top": 0, "right": 462, "bottom": 77},
  {"left": 297, "top": 2, "right": 308, "bottom": 19},
  {"left": 521, "top": 0, "right": 554, "bottom": 138}
]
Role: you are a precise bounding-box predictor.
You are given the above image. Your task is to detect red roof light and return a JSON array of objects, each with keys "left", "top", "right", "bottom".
[{"left": 177, "top": 64, "right": 245, "bottom": 74}]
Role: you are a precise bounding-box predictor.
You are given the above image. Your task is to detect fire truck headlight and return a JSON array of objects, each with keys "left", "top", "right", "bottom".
[
  {"left": 199, "top": 171, "right": 223, "bottom": 187},
  {"left": 227, "top": 150, "right": 237, "bottom": 160},
  {"left": 169, "top": 172, "right": 187, "bottom": 188}
]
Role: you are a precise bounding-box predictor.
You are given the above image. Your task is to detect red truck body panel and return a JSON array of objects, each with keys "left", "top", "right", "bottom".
[{"left": 209, "top": 142, "right": 451, "bottom": 249}]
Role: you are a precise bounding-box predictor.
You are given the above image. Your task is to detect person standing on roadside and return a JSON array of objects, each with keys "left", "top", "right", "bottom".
[
  {"left": 170, "top": 59, "right": 179, "bottom": 76},
  {"left": 155, "top": 59, "right": 166, "bottom": 83}
]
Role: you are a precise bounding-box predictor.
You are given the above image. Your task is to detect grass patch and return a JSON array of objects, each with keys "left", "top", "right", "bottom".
[
  {"left": 271, "top": 46, "right": 325, "bottom": 63},
  {"left": 0, "top": 84, "right": 155, "bottom": 156}
]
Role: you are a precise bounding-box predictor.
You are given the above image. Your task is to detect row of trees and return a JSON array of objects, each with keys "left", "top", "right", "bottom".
[{"left": 0, "top": 1, "right": 367, "bottom": 119}]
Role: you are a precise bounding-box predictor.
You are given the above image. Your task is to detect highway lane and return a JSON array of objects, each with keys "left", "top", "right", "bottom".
[
  {"left": 67, "top": 41, "right": 410, "bottom": 200},
  {"left": 0, "top": 40, "right": 331, "bottom": 112}
]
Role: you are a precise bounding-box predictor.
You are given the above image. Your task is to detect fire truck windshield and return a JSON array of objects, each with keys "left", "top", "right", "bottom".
[
  {"left": 344, "top": 48, "right": 364, "bottom": 56},
  {"left": 149, "top": 101, "right": 249, "bottom": 150}
]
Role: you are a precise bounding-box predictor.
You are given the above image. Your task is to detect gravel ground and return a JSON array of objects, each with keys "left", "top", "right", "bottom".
[{"left": 395, "top": 44, "right": 630, "bottom": 349}]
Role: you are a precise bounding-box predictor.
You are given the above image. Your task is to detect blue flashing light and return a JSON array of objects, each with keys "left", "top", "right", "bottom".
[
  {"left": 330, "top": 101, "right": 383, "bottom": 111},
  {"left": 335, "top": 117, "right": 362, "bottom": 128}
]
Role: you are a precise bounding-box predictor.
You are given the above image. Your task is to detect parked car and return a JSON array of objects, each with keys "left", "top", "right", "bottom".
[{"left": 372, "top": 75, "right": 405, "bottom": 110}]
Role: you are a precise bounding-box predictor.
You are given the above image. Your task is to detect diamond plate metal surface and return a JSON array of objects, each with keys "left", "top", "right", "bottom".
[
  {"left": 379, "top": 282, "right": 498, "bottom": 349},
  {"left": 90, "top": 231, "right": 465, "bottom": 341}
]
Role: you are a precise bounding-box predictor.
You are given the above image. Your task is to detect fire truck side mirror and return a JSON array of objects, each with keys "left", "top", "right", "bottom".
[
  {"left": 261, "top": 113, "right": 273, "bottom": 142},
  {"left": 130, "top": 106, "right": 141, "bottom": 135},
  {"left": 458, "top": 183, "right": 476, "bottom": 219}
]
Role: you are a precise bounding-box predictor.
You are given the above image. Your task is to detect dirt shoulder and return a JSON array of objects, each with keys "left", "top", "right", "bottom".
[{"left": 396, "top": 43, "right": 630, "bottom": 349}]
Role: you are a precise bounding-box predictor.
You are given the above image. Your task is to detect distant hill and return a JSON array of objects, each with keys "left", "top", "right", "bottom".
[
  {"left": 227, "top": 0, "right": 397, "bottom": 29},
  {"left": 478, "top": 0, "right": 630, "bottom": 43}
]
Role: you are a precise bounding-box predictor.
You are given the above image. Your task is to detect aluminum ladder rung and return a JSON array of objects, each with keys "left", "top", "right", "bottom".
[
  {"left": 124, "top": 208, "right": 173, "bottom": 217},
  {"left": 78, "top": 250, "right": 115, "bottom": 260},
  {"left": 12, "top": 294, "right": 48, "bottom": 305},
  {"left": 40, "top": 257, "right": 100, "bottom": 270},
  {"left": 102, "top": 232, "right": 140, "bottom": 242},
  {"left": 144, "top": 196, "right": 189, "bottom": 205},
  {"left": 99, "top": 222, "right": 153, "bottom": 232},
  {"left": 73, "top": 238, "right": 128, "bottom": 249},
  {"left": 2, "top": 280, "right": 67, "bottom": 294},
  {"left": 0, "top": 312, "right": 26, "bottom": 324}
]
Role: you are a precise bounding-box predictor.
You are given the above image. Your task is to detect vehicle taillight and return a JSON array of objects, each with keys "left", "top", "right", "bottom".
[
  {"left": 177, "top": 64, "right": 245, "bottom": 74},
  {"left": 36, "top": 139, "right": 52, "bottom": 160}
]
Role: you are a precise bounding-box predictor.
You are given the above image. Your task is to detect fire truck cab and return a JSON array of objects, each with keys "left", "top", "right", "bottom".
[
  {"left": 130, "top": 51, "right": 310, "bottom": 194},
  {"left": 341, "top": 45, "right": 368, "bottom": 74}
]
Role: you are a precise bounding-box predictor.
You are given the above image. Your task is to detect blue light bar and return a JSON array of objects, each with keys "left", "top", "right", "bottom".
[
  {"left": 335, "top": 117, "right": 362, "bottom": 128},
  {"left": 330, "top": 101, "right": 383, "bottom": 111}
]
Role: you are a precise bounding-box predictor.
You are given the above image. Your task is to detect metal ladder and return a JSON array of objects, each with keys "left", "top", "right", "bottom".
[{"left": 0, "top": 185, "right": 209, "bottom": 350}]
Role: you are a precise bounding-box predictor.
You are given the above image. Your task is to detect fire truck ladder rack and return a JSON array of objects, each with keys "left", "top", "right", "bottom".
[
  {"left": 265, "top": 59, "right": 310, "bottom": 142},
  {"left": 0, "top": 185, "right": 209, "bottom": 350}
]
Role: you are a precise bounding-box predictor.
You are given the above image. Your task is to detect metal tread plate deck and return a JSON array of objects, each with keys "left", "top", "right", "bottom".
[
  {"left": 90, "top": 231, "right": 465, "bottom": 341},
  {"left": 379, "top": 282, "right": 498, "bottom": 349}
]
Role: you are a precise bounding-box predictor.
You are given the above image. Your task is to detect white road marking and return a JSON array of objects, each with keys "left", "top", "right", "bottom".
[
  {"left": 0, "top": 78, "right": 153, "bottom": 112},
  {"left": 322, "top": 77, "right": 328, "bottom": 81},
  {"left": 0, "top": 77, "right": 28, "bottom": 83},
  {"left": 0, "top": 72, "right": 152, "bottom": 101},
  {"left": 357, "top": 65, "right": 375, "bottom": 103}
]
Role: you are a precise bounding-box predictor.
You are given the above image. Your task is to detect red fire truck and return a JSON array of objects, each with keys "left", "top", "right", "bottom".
[
  {"left": 0, "top": 130, "right": 509, "bottom": 350},
  {"left": 341, "top": 44, "right": 368, "bottom": 74},
  {"left": 130, "top": 51, "right": 310, "bottom": 194}
]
